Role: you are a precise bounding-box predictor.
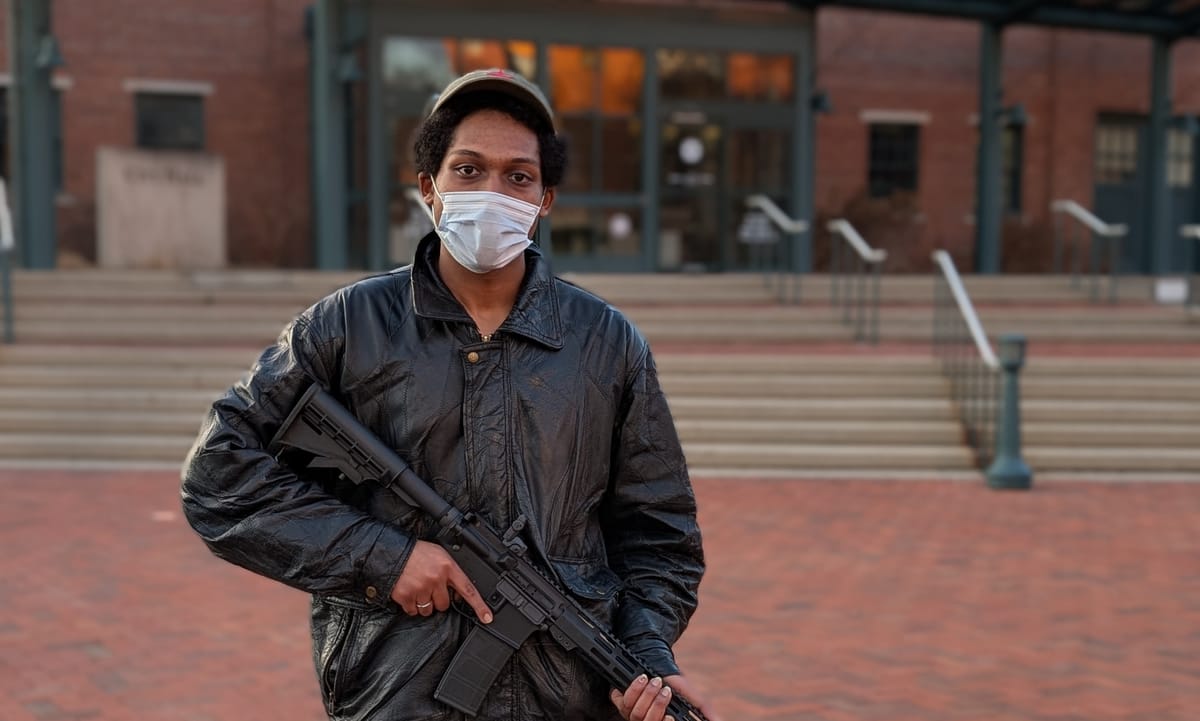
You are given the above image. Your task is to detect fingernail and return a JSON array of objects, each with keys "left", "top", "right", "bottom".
[
  {"left": 636, "top": 674, "right": 648, "bottom": 685},
  {"left": 660, "top": 686, "right": 672, "bottom": 699},
  {"left": 650, "top": 676, "right": 662, "bottom": 688},
  {"left": 483, "top": 612, "right": 493, "bottom": 624}
]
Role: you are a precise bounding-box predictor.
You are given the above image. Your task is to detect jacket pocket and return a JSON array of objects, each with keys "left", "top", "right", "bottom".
[
  {"left": 549, "top": 557, "right": 623, "bottom": 622},
  {"left": 311, "top": 596, "right": 366, "bottom": 715},
  {"left": 311, "top": 595, "right": 459, "bottom": 720}
]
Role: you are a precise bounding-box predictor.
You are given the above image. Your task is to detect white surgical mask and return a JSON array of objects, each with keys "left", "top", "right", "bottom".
[{"left": 431, "top": 179, "right": 544, "bottom": 273}]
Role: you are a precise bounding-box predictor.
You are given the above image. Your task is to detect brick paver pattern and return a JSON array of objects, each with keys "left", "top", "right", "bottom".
[{"left": 1, "top": 470, "right": 1196, "bottom": 721}]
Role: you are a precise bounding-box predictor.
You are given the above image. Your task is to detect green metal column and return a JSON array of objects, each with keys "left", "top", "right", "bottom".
[
  {"left": 7, "top": 0, "right": 58, "bottom": 269},
  {"left": 790, "top": 20, "right": 816, "bottom": 274},
  {"left": 310, "top": 0, "right": 348, "bottom": 270},
  {"left": 535, "top": 41, "right": 553, "bottom": 261},
  {"left": 366, "top": 20, "right": 388, "bottom": 270},
  {"left": 640, "top": 47, "right": 659, "bottom": 272},
  {"left": 1144, "top": 35, "right": 1172, "bottom": 275},
  {"left": 975, "top": 22, "right": 1003, "bottom": 274}
]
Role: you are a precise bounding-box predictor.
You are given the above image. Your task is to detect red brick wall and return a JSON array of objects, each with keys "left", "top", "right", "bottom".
[
  {"left": 816, "top": 8, "right": 1200, "bottom": 272},
  {"left": 2, "top": 2, "right": 1198, "bottom": 269},
  {"left": 3, "top": 0, "right": 314, "bottom": 267}
]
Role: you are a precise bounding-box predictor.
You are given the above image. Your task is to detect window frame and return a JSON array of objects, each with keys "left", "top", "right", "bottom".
[
  {"left": 867, "top": 122, "right": 921, "bottom": 199},
  {"left": 133, "top": 91, "right": 207, "bottom": 152}
]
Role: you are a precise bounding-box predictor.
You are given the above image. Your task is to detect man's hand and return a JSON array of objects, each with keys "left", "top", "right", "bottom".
[
  {"left": 609, "top": 672, "right": 723, "bottom": 721},
  {"left": 389, "top": 540, "right": 493, "bottom": 623}
]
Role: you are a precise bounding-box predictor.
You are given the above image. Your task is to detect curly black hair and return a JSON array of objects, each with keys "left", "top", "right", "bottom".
[{"left": 413, "top": 89, "right": 567, "bottom": 188}]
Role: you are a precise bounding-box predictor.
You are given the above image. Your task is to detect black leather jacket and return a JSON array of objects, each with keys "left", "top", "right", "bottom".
[{"left": 180, "top": 233, "right": 705, "bottom": 721}]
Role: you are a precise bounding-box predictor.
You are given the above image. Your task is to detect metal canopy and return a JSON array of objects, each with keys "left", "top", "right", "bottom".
[{"left": 792, "top": 0, "right": 1200, "bottom": 37}]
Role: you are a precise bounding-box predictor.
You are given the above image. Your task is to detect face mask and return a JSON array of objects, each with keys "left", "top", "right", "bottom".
[{"left": 431, "top": 179, "right": 544, "bottom": 274}]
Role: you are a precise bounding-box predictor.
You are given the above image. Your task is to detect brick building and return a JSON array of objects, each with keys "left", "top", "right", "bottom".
[{"left": 3, "top": 0, "right": 1199, "bottom": 273}]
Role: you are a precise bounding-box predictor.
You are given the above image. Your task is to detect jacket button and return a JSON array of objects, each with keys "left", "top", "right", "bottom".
[
  {"left": 466, "top": 351, "right": 480, "bottom": 363},
  {"left": 365, "top": 585, "right": 378, "bottom": 600}
]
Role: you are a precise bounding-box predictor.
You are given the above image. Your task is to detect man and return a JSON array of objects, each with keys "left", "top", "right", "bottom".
[{"left": 181, "top": 68, "right": 719, "bottom": 721}]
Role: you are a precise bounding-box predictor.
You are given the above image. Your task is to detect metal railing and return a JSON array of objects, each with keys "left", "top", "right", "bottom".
[
  {"left": 0, "top": 178, "right": 15, "bottom": 344},
  {"left": 932, "top": 250, "right": 1031, "bottom": 489},
  {"left": 828, "top": 219, "right": 886, "bottom": 344},
  {"left": 1184, "top": 224, "right": 1200, "bottom": 316},
  {"left": 1050, "top": 199, "right": 1128, "bottom": 303},
  {"left": 744, "top": 194, "right": 808, "bottom": 304}
]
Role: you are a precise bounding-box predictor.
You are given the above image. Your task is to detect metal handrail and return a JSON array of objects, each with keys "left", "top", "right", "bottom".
[
  {"left": 932, "top": 250, "right": 998, "bottom": 370},
  {"left": 0, "top": 178, "right": 15, "bottom": 344},
  {"left": 1050, "top": 200, "right": 1128, "bottom": 238},
  {"left": 1185, "top": 224, "right": 1200, "bottom": 314},
  {"left": 744, "top": 194, "right": 808, "bottom": 305},
  {"left": 932, "top": 249, "right": 1025, "bottom": 481},
  {"left": 1050, "top": 199, "right": 1128, "bottom": 303},
  {"left": 746, "top": 194, "right": 809, "bottom": 234},
  {"left": 827, "top": 219, "right": 887, "bottom": 344}
]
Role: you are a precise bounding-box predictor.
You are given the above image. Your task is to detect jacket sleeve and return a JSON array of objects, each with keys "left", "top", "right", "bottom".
[
  {"left": 602, "top": 338, "right": 705, "bottom": 677},
  {"left": 180, "top": 303, "right": 415, "bottom": 609}
]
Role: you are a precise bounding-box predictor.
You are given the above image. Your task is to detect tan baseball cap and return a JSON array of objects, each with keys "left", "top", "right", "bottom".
[{"left": 430, "top": 68, "right": 555, "bottom": 129}]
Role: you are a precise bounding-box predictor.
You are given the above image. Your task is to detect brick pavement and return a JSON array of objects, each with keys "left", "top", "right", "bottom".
[{"left": 1, "top": 470, "right": 1197, "bottom": 721}]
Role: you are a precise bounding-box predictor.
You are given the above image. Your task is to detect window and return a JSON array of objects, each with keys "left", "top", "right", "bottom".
[
  {"left": 1167, "top": 127, "right": 1193, "bottom": 188},
  {"left": 1094, "top": 121, "right": 1138, "bottom": 185},
  {"left": 550, "top": 45, "right": 645, "bottom": 193},
  {"left": 727, "top": 53, "right": 793, "bottom": 102},
  {"left": 658, "top": 49, "right": 794, "bottom": 104},
  {"left": 657, "top": 49, "right": 724, "bottom": 100},
  {"left": 135, "top": 93, "right": 205, "bottom": 151},
  {"left": 868, "top": 123, "right": 919, "bottom": 198},
  {"left": 1002, "top": 124, "right": 1023, "bottom": 213}
]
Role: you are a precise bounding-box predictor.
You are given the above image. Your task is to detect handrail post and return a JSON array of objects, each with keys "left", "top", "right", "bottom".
[
  {"left": 0, "top": 178, "right": 15, "bottom": 344},
  {"left": 1052, "top": 210, "right": 1062, "bottom": 274},
  {"left": 855, "top": 254, "right": 867, "bottom": 341},
  {"left": 831, "top": 226, "right": 841, "bottom": 309},
  {"left": 0, "top": 249, "right": 12, "bottom": 344},
  {"left": 871, "top": 257, "right": 882, "bottom": 345},
  {"left": 1184, "top": 225, "right": 1200, "bottom": 315},
  {"left": 1089, "top": 229, "right": 1101, "bottom": 302},
  {"left": 1108, "top": 233, "right": 1119, "bottom": 304},
  {"left": 986, "top": 334, "right": 1033, "bottom": 490},
  {"left": 745, "top": 194, "right": 807, "bottom": 305},
  {"left": 1071, "top": 221, "right": 1082, "bottom": 288}
]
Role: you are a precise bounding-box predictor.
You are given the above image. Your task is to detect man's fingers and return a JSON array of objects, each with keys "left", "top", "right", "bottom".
[
  {"left": 631, "top": 676, "right": 666, "bottom": 721},
  {"left": 430, "top": 585, "right": 452, "bottom": 612},
  {"left": 447, "top": 567, "right": 493, "bottom": 624},
  {"left": 609, "top": 689, "right": 627, "bottom": 718}
]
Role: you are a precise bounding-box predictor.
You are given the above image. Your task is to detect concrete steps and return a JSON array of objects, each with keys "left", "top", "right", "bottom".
[
  {"left": 8, "top": 269, "right": 1196, "bottom": 347},
  {"left": 0, "top": 344, "right": 973, "bottom": 475},
  {"left": 1, "top": 269, "right": 1196, "bottom": 478}
]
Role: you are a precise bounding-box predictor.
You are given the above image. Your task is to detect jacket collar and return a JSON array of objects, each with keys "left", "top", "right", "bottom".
[{"left": 410, "top": 232, "right": 564, "bottom": 350}]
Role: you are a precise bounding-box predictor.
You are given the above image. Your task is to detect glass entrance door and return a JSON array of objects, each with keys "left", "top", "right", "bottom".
[
  {"left": 658, "top": 109, "right": 791, "bottom": 272},
  {"left": 659, "top": 110, "right": 723, "bottom": 271}
]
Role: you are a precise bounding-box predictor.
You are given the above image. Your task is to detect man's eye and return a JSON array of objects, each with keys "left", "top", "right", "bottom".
[
  {"left": 510, "top": 173, "right": 532, "bottom": 184},
  {"left": 455, "top": 166, "right": 478, "bottom": 176}
]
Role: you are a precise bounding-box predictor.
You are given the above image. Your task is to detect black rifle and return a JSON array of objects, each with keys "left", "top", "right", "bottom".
[{"left": 269, "top": 384, "right": 707, "bottom": 720}]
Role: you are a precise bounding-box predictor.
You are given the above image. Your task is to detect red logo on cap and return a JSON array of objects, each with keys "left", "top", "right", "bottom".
[{"left": 487, "top": 69, "right": 513, "bottom": 79}]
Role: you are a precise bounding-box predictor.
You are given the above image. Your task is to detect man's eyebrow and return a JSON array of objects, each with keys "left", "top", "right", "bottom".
[{"left": 446, "top": 148, "right": 539, "bottom": 166}]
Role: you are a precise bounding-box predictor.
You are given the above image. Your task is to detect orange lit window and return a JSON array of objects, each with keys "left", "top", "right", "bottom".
[{"left": 728, "top": 53, "right": 793, "bottom": 102}]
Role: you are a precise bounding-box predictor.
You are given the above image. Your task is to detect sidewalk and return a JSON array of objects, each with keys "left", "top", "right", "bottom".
[{"left": 1, "top": 470, "right": 1197, "bottom": 720}]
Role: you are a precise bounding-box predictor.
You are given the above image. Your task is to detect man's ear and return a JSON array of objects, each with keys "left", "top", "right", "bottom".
[
  {"left": 539, "top": 187, "right": 556, "bottom": 217},
  {"left": 418, "top": 172, "right": 435, "bottom": 206}
]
